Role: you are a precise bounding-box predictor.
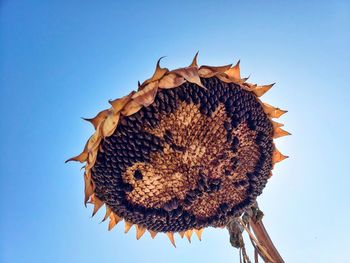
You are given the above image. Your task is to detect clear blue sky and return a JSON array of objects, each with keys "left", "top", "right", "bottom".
[{"left": 1, "top": 1, "right": 349, "bottom": 262}]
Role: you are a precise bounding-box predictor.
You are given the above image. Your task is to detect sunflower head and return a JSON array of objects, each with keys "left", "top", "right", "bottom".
[{"left": 67, "top": 54, "right": 289, "bottom": 246}]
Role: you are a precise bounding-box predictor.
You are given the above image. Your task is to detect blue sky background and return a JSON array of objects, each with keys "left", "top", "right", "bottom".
[{"left": 1, "top": 1, "right": 350, "bottom": 262}]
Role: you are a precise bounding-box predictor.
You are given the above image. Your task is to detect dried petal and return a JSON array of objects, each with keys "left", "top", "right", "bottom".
[
  {"left": 132, "top": 81, "right": 159, "bottom": 107},
  {"left": 101, "top": 111, "right": 120, "bottom": 137},
  {"left": 121, "top": 100, "right": 143, "bottom": 116},
  {"left": 109, "top": 91, "right": 135, "bottom": 112},
  {"left": 198, "top": 64, "right": 232, "bottom": 78},
  {"left": 158, "top": 73, "right": 186, "bottom": 89},
  {"left": 225, "top": 60, "right": 241, "bottom": 79},
  {"left": 141, "top": 57, "right": 169, "bottom": 87},
  {"left": 171, "top": 67, "right": 205, "bottom": 89},
  {"left": 82, "top": 109, "right": 109, "bottom": 130}
]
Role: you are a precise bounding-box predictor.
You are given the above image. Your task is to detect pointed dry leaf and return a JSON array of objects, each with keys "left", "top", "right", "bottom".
[
  {"left": 124, "top": 221, "right": 133, "bottom": 233},
  {"left": 84, "top": 171, "right": 94, "bottom": 206},
  {"left": 272, "top": 148, "right": 288, "bottom": 164},
  {"left": 148, "top": 230, "right": 157, "bottom": 239},
  {"left": 121, "top": 100, "right": 143, "bottom": 116},
  {"left": 274, "top": 127, "right": 291, "bottom": 139},
  {"left": 101, "top": 112, "right": 120, "bottom": 137},
  {"left": 108, "top": 213, "right": 122, "bottom": 231},
  {"left": 158, "top": 73, "right": 186, "bottom": 89},
  {"left": 109, "top": 91, "right": 135, "bottom": 112},
  {"left": 189, "top": 51, "right": 199, "bottom": 67},
  {"left": 252, "top": 83, "right": 275, "bottom": 97},
  {"left": 65, "top": 151, "right": 88, "bottom": 163},
  {"left": 171, "top": 67, "right": 205, "bottom": 89},
  {"left": 141, "top": 57, "right": 169, "bottom": 87},
  {"left": 272, "top": 120, "right": 284, "bottom": 129},
  {"left": 198, "top": 64, "right": 232, "bottom": 78},
  {"left": 92, "top": 196, "right": 104, "bottom": 217},
  {"left": 132, "top": 81, "right": 159, "bottom": 107},
  {"left": 136, "top": 225, "right": 146, "bottom": 240},
  {"left": 166, "top": 232, "right": 176, "bottom": 247},
  {"left": 263, "top": 103, "right": 287, "bottom": 118},
  {"left": 82, "top": 109, "right": 109, "bottom": 130},
  {"left": 225, "top": 60, "right": 241, "bottom": 79},
  {"left": 101, "top": 206, "right": 111, "bottom": 223},
  {"left": 185, "top": 229, "right": 193, "bottom": 243},
  {"left": 195, "top": 228, "right": 204, "bottom": 241}
]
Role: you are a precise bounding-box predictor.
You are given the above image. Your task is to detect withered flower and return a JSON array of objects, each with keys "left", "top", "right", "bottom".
[{"left": 67, "top": 54, "right": 288, "bottom": 251}]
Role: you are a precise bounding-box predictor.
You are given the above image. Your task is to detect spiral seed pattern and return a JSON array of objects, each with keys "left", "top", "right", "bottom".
[{"left": 91, "top": 77, "right": 274, "bottom": 232}]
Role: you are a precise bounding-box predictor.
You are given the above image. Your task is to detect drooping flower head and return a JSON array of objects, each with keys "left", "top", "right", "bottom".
[{"left": 67, "top": 54, "right": 288, "bottom": 246}]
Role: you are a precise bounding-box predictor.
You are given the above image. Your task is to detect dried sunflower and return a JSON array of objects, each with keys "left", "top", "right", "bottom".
[{"left": 67, "top": 54, "right": 289, "bottom": 260}]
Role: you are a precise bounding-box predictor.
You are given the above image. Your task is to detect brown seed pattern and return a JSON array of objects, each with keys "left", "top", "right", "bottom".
[{"left": 91, "top": 77, "right": 274, "bottom": 232}]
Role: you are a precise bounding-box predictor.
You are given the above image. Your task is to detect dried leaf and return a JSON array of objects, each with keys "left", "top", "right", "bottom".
[
  {"left": 262, "top": 103, "right": 287, "bottom": 118},
  {"left": 195, "top": 228, "right": 204, "bottom": 241},
  {"left": 92, "top": 196, "right": 104, "bottom": 217},
  {"left": 141, "top": 57, "right": 169, "bottom": 87},
  {"left": 171, "top": 67, "right": 205, "bottom": 89},
  {"left": 198, "top": 64, "right": 232, "bottom": 78},
  {"left": 273, "top": 127, "right": 291, "bottom": 139},
  {"left": 148, "top": 230, "right": 157, "bottom": 239},
  {"left": 101, "top": 112, "right": 120, "bottom": 137},
  {"left": 225, "top": 60, "right": 241, "bottom": 79},
  {"left": 158, "top": 73, "right": 186, "bottom": 89},
  {"left": 121, "top": 100, "right": 143, "bottom": 116},
  {"left": 189, "top": 51, "right": 199, "bottom": 67},
  {"left": 101, "top": 206, "right": 111, "bottom": 223},
  {"left": 166, "top": 232, "right": 176, "bottom": 247},
  {"left": 272, "top": 148, "right": 288, "bottom": 164},
  {"left": 185, "top": 229, "right": 193, "bottom": 243},
  {"left": 132, "top": 81, "right": 159, "bottom": 107},
  {"left": 109, "top": 91, "right": 135, "bottom": 112},
  {"left": 65, "top": 151, "right": 88, "bottom": 163},
  {"left": 136, "top": 225, "right": 146, "bottom": 240},
  {"left": 124, "top": 221, "right": 133, "bottom": 233},
  {"left": 252, "top": 83, "right": 275, "bottom": 97},
  {"left": 84, "top": 171, "right": 94, "bottom": 206},
  {"left": 82, "top": 109, "right": 109, "bottom": 130}
]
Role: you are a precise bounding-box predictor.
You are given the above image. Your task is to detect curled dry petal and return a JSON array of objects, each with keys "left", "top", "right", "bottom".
[
  {"left": 272, "top": 120, "right": 284, "bottom": 128},
  {"left": 195, "top": 228, "right": 204, "bottom": 241},
  {"left": 136, "top": 225, "right": 146, "bottom": 240},
  {"left": 148, "top": 230, "right": 157, "bottom": 239},
  {"left": 84, "top": 171, "right": 94, "bottom": 206},
  {"left": 92, "top": 196, "right": 104, "bottom": 217},
  {"left": 102, "top": 111, "right": 120, "bottom": 137},
  {"left": 124, "top": 221, "right": 133, "bottom": 233},
  {"left": 189, "top": 51, "right": 199, "bottom": 68},
  {"left": 121, "top": 100, "right": 143, "bottom": 116},
  {"left": 132, "top": 81, "right": 159, "bottom": 107},
  {"left": 171, "top": 67, "right": 205, "bottom": 89},
  {"left": 82, "top": 109, "right": 109, "bottom": 130},
  {"left": 166, "top": 232, "right": 176, "bottom": 247},
  {"left": 251, "top": 83, "right": 275, "bottom": 97},
  {"left": 262, "top": 103, "right": 287, "bottom": 118},
  {"left": 273, "top": 127, "right": 291, "bottom": 139},
  {"left": 65, "top": 151, "right": 88, "bottom": 163},
  {"left": 141, "top": 57, "right": 169, "bottom": 87},
  {"left": 272, "top": 148, "right": 288, "bottom": 165},
  {"left": 198, "top": 64, "right": 232, "bottom": 78},
  {"left": 158, "top": 73, "right": 186, "bottom": 89},
  {"left": 102, "top": 206, "right": 111, "bottom": 222},
  {"left": 185, "top": 229, "right": 193, "bottom": 242},
  {"left": 108, "top": 213, "right": 122, "bottom": 231},
  {"left": 225, "top": 60, "right": 241, "bottom": 80},
  {"left": 109, "top": 91, "right": 136, "bottom": 112}
]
